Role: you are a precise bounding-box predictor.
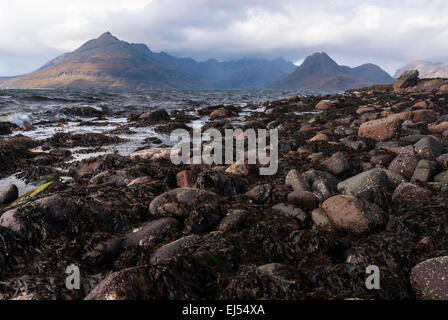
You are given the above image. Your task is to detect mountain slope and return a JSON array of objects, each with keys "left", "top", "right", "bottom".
[
  {"left": 1, "top": 32, "right": 296, "bottom": 89},
  {"left": 349, "top": 63, "right": 394, "bottom": 84},
  {"left": 394, "top": 60, "right": 448, "bottom": 79},
  {"left": 2, "top": 32, "right": 198, "bottom": 89},
  {"left": 132, "top": 45, "right": 296, "bottom": 88},
  {"left": 273, "top": 52, "right": 393, "bottom": 90}
]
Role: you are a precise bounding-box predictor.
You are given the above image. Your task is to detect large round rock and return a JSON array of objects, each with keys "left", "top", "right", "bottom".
[
  {"left": 410, "top": 256, "right": 448, "bottom": 300},
  {"left": 322, "top": 195, "right": 385, "bottom": 235}
]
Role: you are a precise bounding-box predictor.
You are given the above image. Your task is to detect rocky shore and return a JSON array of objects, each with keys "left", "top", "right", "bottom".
[{"left": 0, "top": 70, "right": 448, "bottom": 300}]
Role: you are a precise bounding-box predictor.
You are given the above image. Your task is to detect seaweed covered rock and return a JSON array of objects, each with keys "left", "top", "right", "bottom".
[
  {"left": 287, "top": 191, "right": 320, "bottom": 210},
  {"left": 394, "top": 70, "right": 419, "bottom": 91},
  {"left": 123, "top": 217, "right": 181, "bottom": 248},
  {"left": 0, "top": 121, "right": 16, "bottom": 135},
  {"left": 0, "top": 195, "right": 77, "bottom": 233},
  {"left": 44, "top": 132, "right": 125, "bottom": 148},
  {"left": 150, "top": 235, "right": 201, "bottom": 264},
  {"left": 60, "top": 106, "right": 104, "bottom": 118},
  {"left": 245, "top": 184, "right": 272, "bottom": 204},
  {"left": 392, "top": 183, "right": 431, "bottom": 206},
  {"left": 149, "top": 188, "right": 223, "bottom": 234},
  {"left": 139, "top": 109, "right": 170, "bottom": 121},
  {"left": 196, "top": 170, "right": 245, "bottom": 195},
  {"left": 89, "top": 170, "right": 131, "bottom": 186},
  {"left": 434, "top": 170, "right": 448, "bottom": 184},
  {"left": 85, "top": 265, "right": 150, "bottom": 300},
  {"left": 0, "top": 184, "right": 19, "bottom": 205},
  {"left": 322, "top": 195, "right": 385, "bottom": 235},
  {"left": 410, "top": 256, "right": 448, "bottom": 300},
  {"left": 217, "top": 209, "right": 248, "bottom": 232}
]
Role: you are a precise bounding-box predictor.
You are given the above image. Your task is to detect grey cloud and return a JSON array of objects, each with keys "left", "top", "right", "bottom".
[{"left": 1, "top": 0, "right": 448, "bottom": 76}]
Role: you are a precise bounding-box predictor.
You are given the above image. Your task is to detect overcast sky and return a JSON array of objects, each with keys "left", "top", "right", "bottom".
[{"left": 1, "top": 0, "right": 448, "bottom": 76}]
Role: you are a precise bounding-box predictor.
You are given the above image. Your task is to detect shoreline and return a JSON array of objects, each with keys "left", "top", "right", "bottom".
[{"left": 1, "top": 75, "right": 448, "bottom": 300}]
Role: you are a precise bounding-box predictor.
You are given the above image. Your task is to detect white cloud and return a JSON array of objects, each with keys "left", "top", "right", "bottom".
[{"left": 1, "top": 0, "right": 448, "bottom": 75}]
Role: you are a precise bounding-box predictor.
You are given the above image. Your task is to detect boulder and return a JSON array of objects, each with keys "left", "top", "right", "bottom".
[
  {"left": 85, "top": 266, "right": 149, "bottom": 300},
  {"left": 78, "top": 160, "right": 103, "bottom": 177},
  {"left": 392, "top": 182, "right": 431, "bottom": 206},
  {"left": 209, "top": 107, "right": 237, "bottom": 119},
  {"left": 0, "top": 184, "right": 18, "bottom": 205},
  {"left": 31, "top": 195, "right": 78, "bottom": 223},
  {"left": 245, "top": 184, "right": 272, "bottom": 204},
  {"left": 358, "top": 117, "right": 401, "bottom": 142},
  {"left": 410, "top": 256, "right": 448, "bottom": 300},
  {"left": 411, "top": 160, "right": 439, "bottom": 183},
  {"left": 388, "top": 146, "right": 419, "bottom": 180},
  {"left": 149, "top": 188, "right": 222, "bottom": 234},
  {"left": 123, "top": 217, "right": 181, "bottom": 248},
  {"left": 217, "top": 209, "right": 248, "bottom": 232},
  {"left": 89, "top": 170, "right": 131, "bottom": 186},
  {"left": 285, "top": 169, "right": 311, "bottom": 192},
  {"left": 316, "top": 100, "right": 334, "bottom": 110},
  {"left": 225, "top": 159, "right": 257, "bottom": 176},
  {"left": 0, "top": 195, "right": 77, "bottom": 232},
  {"left": 287, "top": 191, "right": 320, "bottom": 210},
  {"left": 0, "top": 209, "right": 20, "bottom": 232},
  {"left": 437, "top": 154, "right": 448, "bottom": 168},
  {"left": 311, "top": 208, "right": 330, "bottom": 226},
  {"left": 370, "top": 153, "right": 395, "bottom": 167},
  {"left": 322, "top": 195, "right": 385, "bottom": 235},
  {"left": 414, "top": 136, "right": 445, "bottom": 159},
  {"left": 321, "top": 152, "right": 351, "bottom": 176},
  {"left": 150, "top": 235, "right": 201, "bottom": 264},
  {"left": 309, "top": 133, "right": 329, "bottom": 142},
  {"left": 434, "top": 170, "right": 448, "bottom": 184},
  {"left": 337, "top": 168, "right": 390, "bottom": 201},
  {"left": 303, "top": 169, "right": 339, "bottom": 189},
  {"left": 393, "top": 70, "right": 419, "bottom": 91},
  {"left": 271, "top": 203, "right": 307, "bottom": 223},
  {"left": 196, "top": 170, "right": 245, "bottom": 195},
  {"left": 428, "top": 122, "right": 448, "bottom": 135},
  {"left": 411, "top": 109, "right": 437, "bottom": 123},
  {"left": 139, "top": 109, "right": 170, "bottom": 121},
  {"left": 312, "top": 179, "right": 336, "bottom": 202},
  {"left": 129, "top": 147, "right": 174, "bottom": 161},
  {"left": 127, "top": 176, "right": 152, "bottom": 187},
  {"left": 0, "top": 122, "right": 16, "bottom": 135}
]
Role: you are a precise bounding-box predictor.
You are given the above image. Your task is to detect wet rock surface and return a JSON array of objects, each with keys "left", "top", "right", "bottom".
[{"left": 1, "top": 76, "right": 448, "bottom": 300}]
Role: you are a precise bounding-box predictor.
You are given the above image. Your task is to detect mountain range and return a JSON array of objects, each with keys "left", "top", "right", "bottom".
[
  {"left": 273, "top": 52, "right": 394, "bottom": 89},
  {"left": 0, "top": 32, "right": 394, "bottom": 90},
  {"left": 394, "top": 60, "right": 448, "bottom": 79}
]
